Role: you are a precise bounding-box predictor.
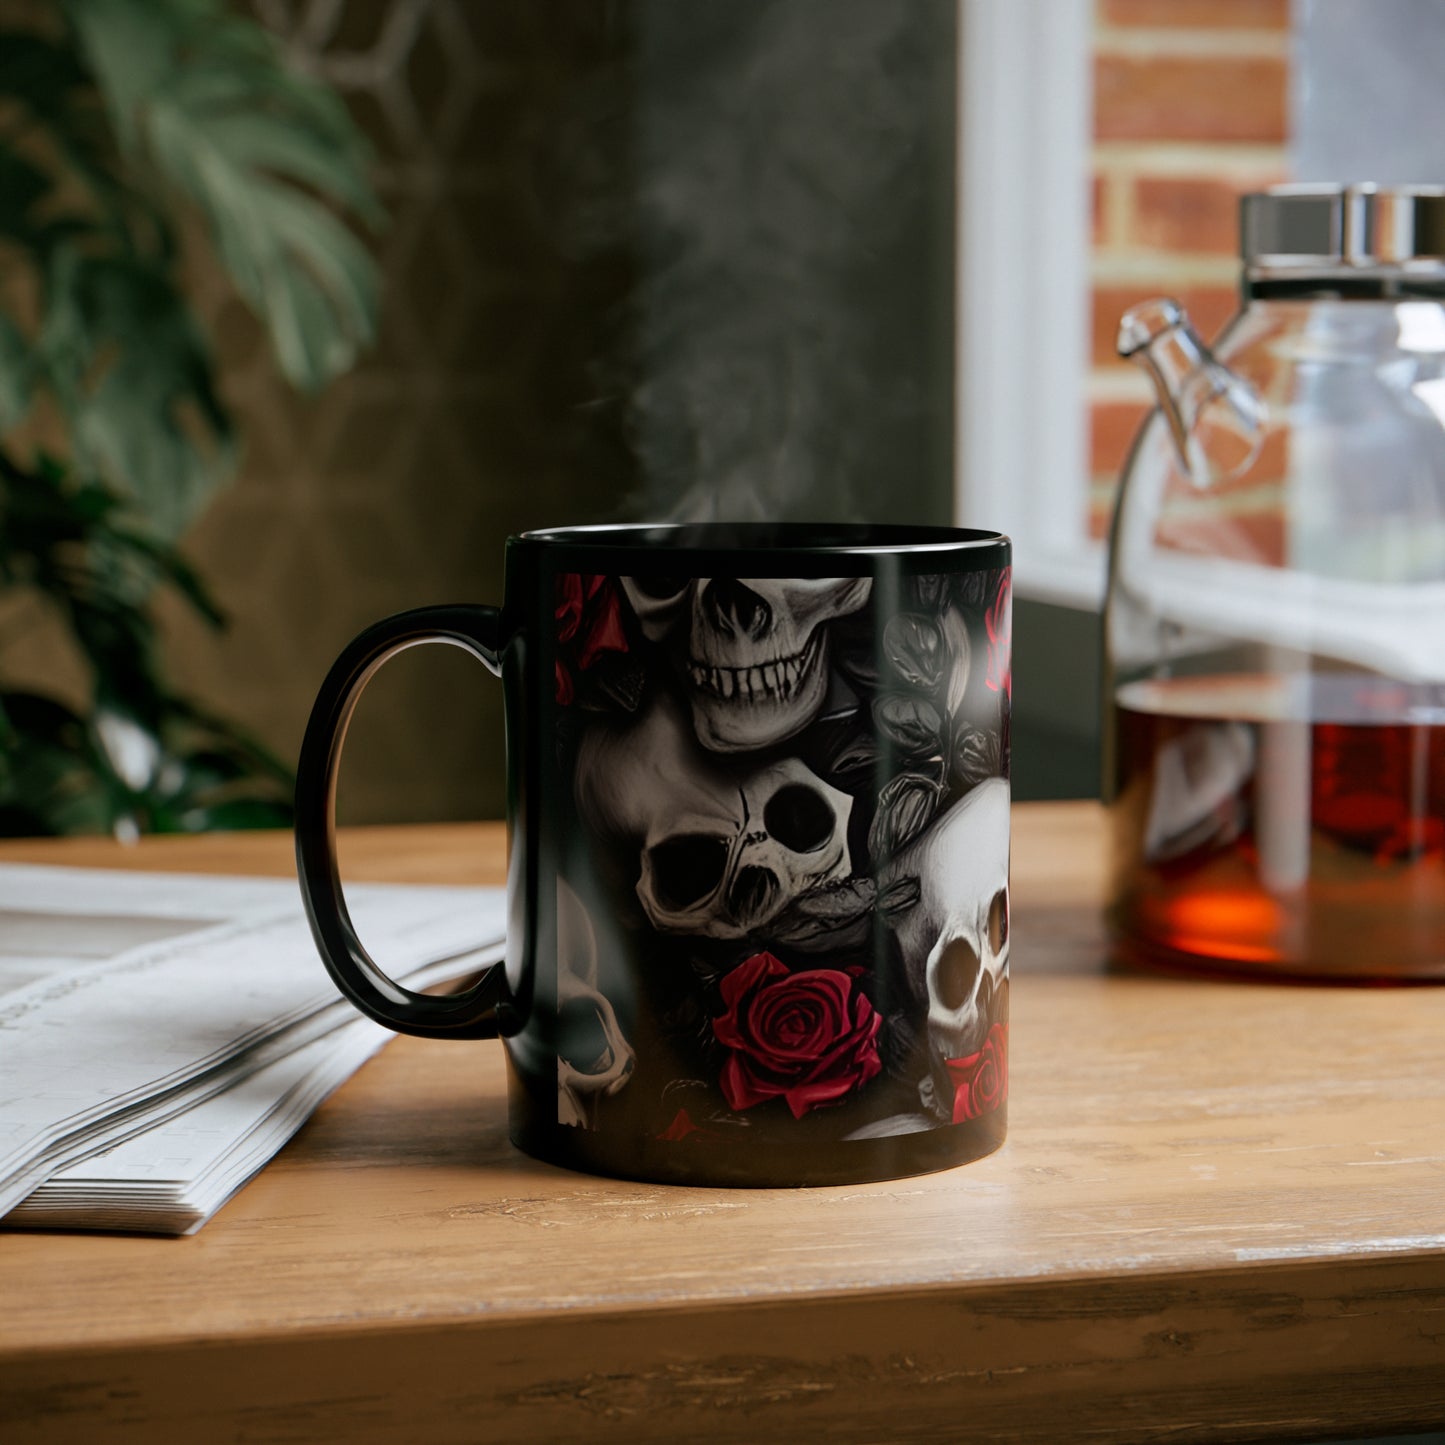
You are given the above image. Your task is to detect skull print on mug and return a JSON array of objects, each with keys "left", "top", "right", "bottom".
[
  {"left": 618, "top": 576, "right": 873, "bottom": 751},
  {"left": 296, "top": 524, "right": 1012, "bottom": 1187},
  {"left": 575, "top": 691, "right": 856, "bottom": 940}
]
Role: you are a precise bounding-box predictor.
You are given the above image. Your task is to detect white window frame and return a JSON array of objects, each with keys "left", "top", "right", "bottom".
[{"left": 955, "top": 0, "right": 1105, "bottom": 611}]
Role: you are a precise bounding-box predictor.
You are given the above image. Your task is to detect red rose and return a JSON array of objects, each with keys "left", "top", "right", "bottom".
[
  {"left": 944, "top": 1022, "right": 1008, "bottom": 1123},
  {"left": 985, "top": 567, "right": 1011, "bottom": 702},
  {"left": 712, "top": 952, "right": 883, "bottom": 1119},
  {"left": 555, "top": 573, "right": 628, "bottom": 704}
]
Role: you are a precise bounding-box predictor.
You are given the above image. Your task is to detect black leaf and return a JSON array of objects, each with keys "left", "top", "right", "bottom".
[
  {"left": 770, "top": 876, "right": 877, "bottom": 950},
  {"left": 878, "top": 874, "right": 921, "bottom": 917},
  {"left": 826, "top": 731, "right": 879, "bottom": 784},
  {"left": 589, "top": 654, "right": 648, "bottom": 714}
]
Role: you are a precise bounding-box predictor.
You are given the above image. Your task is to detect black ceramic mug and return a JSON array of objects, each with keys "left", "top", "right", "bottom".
[{"left": 296, "top": 524, "right": 1012, "bottom": 1187}]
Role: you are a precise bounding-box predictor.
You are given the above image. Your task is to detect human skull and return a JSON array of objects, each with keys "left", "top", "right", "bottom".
[
  {"left": 619, "top": 576, "right": 871, "bottom": 752},
  {"left": 883, "top": 778, "right": 1010, "bottom": 1064},
  {"left": 577, "top": 693, "right": 853, "bottom": 939},
  {"left": 556, "top": 878, "right": 635, "bottom": 1128}
]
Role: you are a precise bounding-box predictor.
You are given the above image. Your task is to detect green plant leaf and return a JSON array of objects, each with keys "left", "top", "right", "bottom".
[
  {"left": 56, "top": 1, "right": 176, "bottom": 153},
  {"left": 0, "top": 315, "right": 32, "bottom": 429},
  {"left": 0, "top": 680, "right": 296, "bottom": 838},
  {"left": 173, "top": 797, "right": 292, "bottom": 832},
  {"left": 162, "top": 695, "right": 295, "bottom": 786},
  {"left": 0, "top": 1, "right": 361, "bottom": 837},
  {"left": 0, "top": 451, "right": 222, "bottom": 733},
  {"left": 37, "top": 248, "right": 235, "bottom": 535},
  {"left": 0, "top": 690, "right": 117, "bottom": 836},
  {"left": 0, "top": 32, "right": 91, "bottom": 130},
  {"left": 66, "top": 0, "right": 382, "bottom": 392},
  {"left": 0, "top": 28, "right": 148, "bottom": 247},
  {"left": 107, "top": 525, "right": 225, "bottom": 626},
  {"left": 0, "top": 150, "right": 52, "bottom": 243}
]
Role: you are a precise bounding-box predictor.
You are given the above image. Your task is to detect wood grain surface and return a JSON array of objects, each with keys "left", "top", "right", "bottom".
[{"left": 2, "top": 807, "right": 1443, "bottom": 1444}]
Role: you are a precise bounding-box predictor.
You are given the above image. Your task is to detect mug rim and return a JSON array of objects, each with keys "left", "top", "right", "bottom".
[{"left": 515, "top": 522, "right": 1009, "bottom": 557}]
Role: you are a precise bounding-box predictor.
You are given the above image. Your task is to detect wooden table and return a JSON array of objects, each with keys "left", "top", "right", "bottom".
[{"left": 2, "top": 806, "right": 1443, "bottom": 1444}]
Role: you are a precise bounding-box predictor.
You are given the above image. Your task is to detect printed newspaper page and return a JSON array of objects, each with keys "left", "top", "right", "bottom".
[{"left": 0, "top": 865, "right": 505, "bottom": 1228}]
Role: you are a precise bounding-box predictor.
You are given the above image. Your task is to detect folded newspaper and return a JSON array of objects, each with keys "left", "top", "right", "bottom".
[{"left": 0, "top": 864, "right": 505, "bottom": 1235}]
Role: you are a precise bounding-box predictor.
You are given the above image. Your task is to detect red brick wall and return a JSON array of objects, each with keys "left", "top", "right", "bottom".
[{"left": 1087, "top": 0, "right": 1290, "bottom": 538}]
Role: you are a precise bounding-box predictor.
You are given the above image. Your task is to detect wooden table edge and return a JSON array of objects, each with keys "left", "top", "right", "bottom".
[{"left": 4, "top": 1251, "right": 1443, "bottom": 1442}]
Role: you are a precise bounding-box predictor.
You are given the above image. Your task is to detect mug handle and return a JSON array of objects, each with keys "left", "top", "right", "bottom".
[{"left": 295, "top": 604, "right": 508, "bottom": 1040}]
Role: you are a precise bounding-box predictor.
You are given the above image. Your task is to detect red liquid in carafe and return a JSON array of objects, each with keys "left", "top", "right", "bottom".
[{"left": 1109, "top": 674, "right": 1445, "bottom": 979}]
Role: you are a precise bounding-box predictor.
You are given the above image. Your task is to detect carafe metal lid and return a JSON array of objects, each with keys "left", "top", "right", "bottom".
[{"left": 1241, "top": 184, "right": 1445, "bottom": 272}]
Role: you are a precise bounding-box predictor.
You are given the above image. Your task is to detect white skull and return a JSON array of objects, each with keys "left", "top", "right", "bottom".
[
  {"left": 577, "top": 693, "right": 853, "bottom": 939},
  {"left": 556, "top": 878, "right": 635, "bottom": 1128},
  {"left": 619, "top": 576, "right": 872, "bottom": 752},
  {"left": 884, "top": 778, "right": 1010, "bottom": 1063}
]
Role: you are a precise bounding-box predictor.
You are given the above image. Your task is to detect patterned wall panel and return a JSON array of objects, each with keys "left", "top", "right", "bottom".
[{"left": 154, "top": 0, "right": 955, "bottom": 825}]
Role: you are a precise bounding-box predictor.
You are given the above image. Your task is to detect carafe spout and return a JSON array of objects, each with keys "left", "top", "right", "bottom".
[{"left": 1117, "top": 297, "right": 1265, "bottom": 487}]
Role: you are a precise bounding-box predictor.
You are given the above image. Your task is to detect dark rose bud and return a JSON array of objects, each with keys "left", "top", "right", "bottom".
[
  {"left": 874, "top": 693, "right": 943, "bottom": 760},
  {"left": 878, "top": 874, "right": 921, "bottom": 918},
  {"left": 952, "top": 725, "right": 1002, "bottom": 789},
  {"left": 883, "top": 613, "right": 945, "bottom": 691},
  {"left": 826, "top": 732, "right": 880, "bottom": 784},
  {"left": 868, "top": 773, "right": 943, "bottom": 863}
]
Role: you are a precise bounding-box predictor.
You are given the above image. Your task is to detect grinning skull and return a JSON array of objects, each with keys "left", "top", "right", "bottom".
[
  {"left": 556, "top": 878, "right": 635, "bottom": 1128},
  {"left": 883, "top": 778, "right": 1010, "bottom": 1064},
  {"left": 619, "top": 576, "right": 871, "bottom": 753},
  {"left": 577, "top": 692, "right": 853, "bottom": 940}
]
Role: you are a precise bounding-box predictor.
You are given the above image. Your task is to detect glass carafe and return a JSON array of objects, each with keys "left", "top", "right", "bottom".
[{"left": 1105, "top": 185, "right": 1445, "bottom": 981}]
